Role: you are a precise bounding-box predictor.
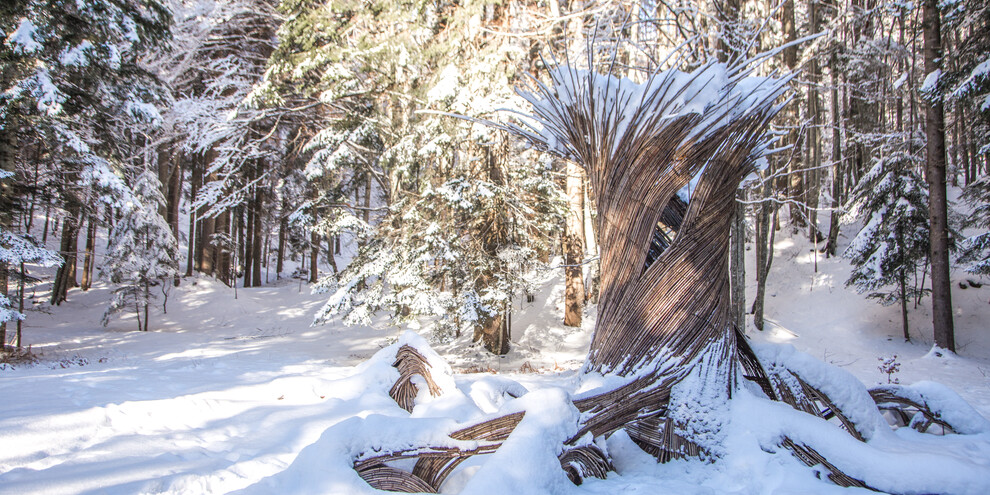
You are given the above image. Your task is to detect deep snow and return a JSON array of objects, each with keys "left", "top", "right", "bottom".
[{"left": 1, "top": 221, "right": 989, "bottom": 494}]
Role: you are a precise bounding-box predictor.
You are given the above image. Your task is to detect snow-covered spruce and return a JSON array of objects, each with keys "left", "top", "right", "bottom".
[
  {"left": 100, "top": 168, "right": 179, "bottom": 332},
  {"left": 327, "top": 53, "right": 990, "bottom": 494},
  {"left": 0, "top": 229, "right": 62, "bottom": 329},
  {"left": 843, "top": 140, "right": 932, "bottom": 341}
]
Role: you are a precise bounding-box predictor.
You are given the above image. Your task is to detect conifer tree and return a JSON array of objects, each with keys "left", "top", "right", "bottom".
[
  {"left": 101, "top": 168, "right": 179, "bottom": 332},
  {"left": 266, "top": 0, "right": 565, "bottom": 353},
  {"left": 2, "top": 0, "right": 172, "bottom": 305},
  {"left": 844, "top": 142, "right": 931, "bottom": 341},
  {"left": 959, "top": 175, "right": 990, "bottom": 276}
]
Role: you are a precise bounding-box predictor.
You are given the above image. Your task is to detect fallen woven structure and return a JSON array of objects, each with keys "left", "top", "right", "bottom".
[{"left": 349, "top": 54, "right": 989, "bottom": 493}]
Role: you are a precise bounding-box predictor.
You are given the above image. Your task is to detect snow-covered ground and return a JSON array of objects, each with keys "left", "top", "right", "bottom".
[{"left": 1, "top": 222, "right": 989, "bottom": 494}]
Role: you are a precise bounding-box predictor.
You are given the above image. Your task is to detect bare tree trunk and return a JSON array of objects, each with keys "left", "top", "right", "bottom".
[
  {"left": 782, "top": 0, "right": 805, "bottom": 228},
  {"left": 200, "top": 214, "right": 216, "bottom": 276},
  {"left": 276, "top": 210, "right": 287, "bottom": 278},
  {"left": 923, "top": 0, "right": 955, "bottom": 352},
  {"left": 16, "top": 261, "right": 24, "bottom": 347},
  {"left": 363, "top": 174, "right": 372, "bottom": 225},
  {"left": 81, "top": 216, "right": 96, "bottom": 291},
  {"left": 752, "top": 181, "right": 778, "bottom": 331},
  {"left": 27, "top": 160, "right": 38, "bottom": 233},
  {"left": 42, "top": 203, "right": 50, "bottom": 244},
  {"left": 244, "top": 191, "right": 255, "bottom": 288},
  {"left": 252, "top": 186, "right": 263, "bottom": 288},
  {"left": 51, "top": 206, "right": 80, "bottom": 305},
  {"left": 328, "top": 237, "right": 338, "bottom": 274},
  {"left": 143, "top": 282, "right": 150, "bottom": 332},
  {"left": 806, "top": 1, "right": 823, "bottom": 245},
  {"left": 959, "top": 104, "right": 971, "bottom": 185},
  {"left": 825, "top": 60, "right": 844, "bottom": 258},
  {"left": 135, "top": 293, "right": 142, "bottom": 332},
  {"left": 0, "top": 263, "right": 7, "bottom": 347},
  {"left": 309, "top": 231, "right": 319, "bottom": 284},
  {"left": 187, "top": 158, "right": 200, "bottom": 277},
  {"left": 168, "top": 156, "right": 182, "bottom": 286},
  {"left": 216, "top": 210, "right": 230, "bottom": 285},
  {"left": 564, "top": 161, "right": 585, "bottom": 327},
  {"left": 730, "top": 192, "right": 746, "bottom": 331}
]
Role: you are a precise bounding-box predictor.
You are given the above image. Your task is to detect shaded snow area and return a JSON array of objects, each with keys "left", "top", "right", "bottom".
[{"left": 2, "top": 228, "right": 990, "bottom": 494}]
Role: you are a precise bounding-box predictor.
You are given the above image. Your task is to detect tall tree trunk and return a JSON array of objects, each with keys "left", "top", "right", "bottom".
[
  {"left": 276, "top": 208, "right": 287, "bottom": 278},
  {"left": 81, "top": 217, "right": 96, "bottom": 291},
  {"left": 806, "top": 0, "right": 823, "bottom": 244},
  {"left": 216, "top": 210, "right": 231, "bottom": 285},
  {"left": 27, "top": 160, "right": 38, "bottom": 233},
  {"left": 825, "top": 59, "right": 844, "bottom": 258},
  {"left": 328, "top": 237, "right": 338, "bottom": 274},
  {"left": 1, "top": 131, "right": 13, "bottom": 346},
  {"left": 472, "top": 142, "right": 513, "bottom": 355},
  {"left": 167, "top": 156, "right": 182, "bottom": 286},
  {"left": 200, "top": 214, "right": 216, "bottom": 276},
  {"left": 42, "top": 203, "right": 50, "bottom": 244},
  {"left": 252, "top": 186, "right": 263, "bottom": 288},
  {"left": 363, "top": 174, "right": 372, "bottom": 225},
  {"left": 244, "top": 193, "right": 255, "bottom": 288},
  {"left": 720, "top": 0, "right": 745, "bottom": 330},
  {"left": 563, "top": 161, "right": 586, "bottom": 327},
  {"left": 187, "top": 157, "right": 200, "bottom": 277},
  {"left": 16, "top": 261, "right": 24, "bottom": 347},
  {"left": 143, "top": 282, "right": 150, "bottom": 332},
  {"left": 752, "top": 180, "right": 778, "bottom": 331},
  {"left": 923, "top": 0, "right": 955, "bottom": 352},
  {"left": 0, "top": 263, "right": 7, "bottom": 347},
  {"left": 51, "top": 206, "right": 80, "bottom": 305},
  {"left": 730, "top": 191, "right": 746, "bottom": 331},
  {"left": 782, "top": 0, "right": 805, "bottom": 228},
  {"left": 959, "top": 104, "right": 971, "bottom": 185},
  {"left": 309, "top": 231, "right": 319, "bottom": 284}
]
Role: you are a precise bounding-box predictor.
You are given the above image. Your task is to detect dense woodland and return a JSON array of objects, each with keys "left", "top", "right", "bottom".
[{"left": 1, "top": 0, "right": 989, "bottom": 355}]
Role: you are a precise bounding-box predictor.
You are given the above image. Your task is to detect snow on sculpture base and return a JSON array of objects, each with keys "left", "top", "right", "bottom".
[{"left": 276, "top": 330, "right": 990, "bottom": 495}]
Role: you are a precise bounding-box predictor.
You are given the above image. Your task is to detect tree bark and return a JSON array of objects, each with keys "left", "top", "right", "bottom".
[
  {"left": 252, "top": 185, "right": 263, "bottom": 288},
  {"left": 215, "top": 210, "right": 231, "bottom": 285},
  {"left": 51, "top": 206, "right": 80, "bottom": 305},
  {"left": 0, "top": 263, "right": 7, "bottom": 347},
  {"left": 309, "top": 231, "right": 319, "bottom": 284},
  {"left": 782, "top": 0, "right": 805, "bottom": 228},
  {"left": 923, "top": 0, "right": 955, "bottom": 352},
  {"left": 825, "top": 59, "right": 844, "bottom": 258},
  {"left": 276, "top": 209, "right": 287, "bottom": 278},
  {"left": 730, "top": 191, "right": 746, "bottom": 331},
  {"left": 563, "top": 161, "right": 585, "bottom": 327},
  {"left": 752, "top": 180, "right": 778, "bottom": 331},
  {"left": 143, "top": 282, "right": 150, "bottom": 332},
  {"left": 200, "top": 214, "right": 216, "bottom": 276},
  {"left": 187, "top": 157, "right": 200, "bottom": 277},
  {"left": 244, "top": 193, "right": 255, "bottom": 288},
  {"left": 81, "top": 216, "right": 96, "bottom": 291}
]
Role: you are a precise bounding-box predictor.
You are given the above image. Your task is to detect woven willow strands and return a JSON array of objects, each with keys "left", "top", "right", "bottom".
[
  {"left": 781, "top": 438, "right": 876, "bottom": 490},
  {"left": 350, "top": 54, "right": 974, "bottom": 493},
  {"left": 389, "top": 344, "right": 443, "bottom": 412},
  {"left": 356, "top": 464, "right": 439, "bottom": 494},
  {"left": 869, "top": 388, "right": 955, "bottom": 433},
  {"left": 795, "top": 375, "right": 867, "bottom": 442},
  {"left": 355, "top": 412, "right": 526, "bottom": 492},
  {"left": 507, "top": 58, "right": 790, "bottom": 380},
  {"left": 558, "top": 445, "right": 613, "bottom": 485}
]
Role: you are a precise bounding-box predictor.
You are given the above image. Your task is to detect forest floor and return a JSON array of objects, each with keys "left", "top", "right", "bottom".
[{"left": 1, "top": 220, "right": 989, "bottom": 494}]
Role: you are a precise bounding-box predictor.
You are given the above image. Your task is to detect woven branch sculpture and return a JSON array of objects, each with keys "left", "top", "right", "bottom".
[{"left": 351, "top": 55, "right": 985, "bottom": 493}]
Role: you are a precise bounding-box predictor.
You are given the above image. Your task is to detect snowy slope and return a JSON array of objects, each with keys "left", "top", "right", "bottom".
[{"left": 1, "top": 218, "right": 989, "bottom": 493}]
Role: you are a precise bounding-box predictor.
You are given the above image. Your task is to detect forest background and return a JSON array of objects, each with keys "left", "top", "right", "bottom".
[{"left": 2, "top": 0, "right": 990, "bottom": 359}]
